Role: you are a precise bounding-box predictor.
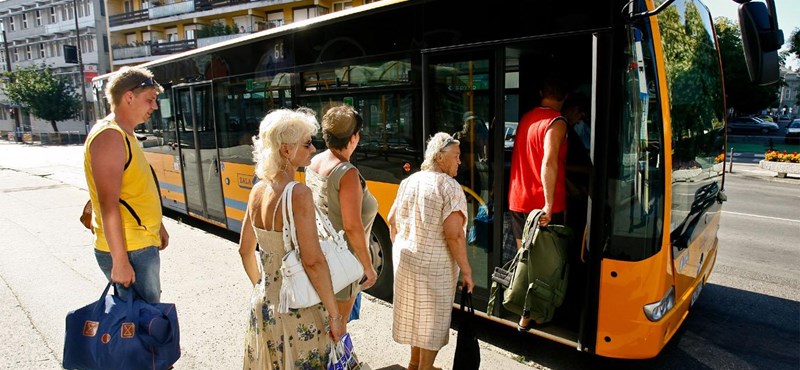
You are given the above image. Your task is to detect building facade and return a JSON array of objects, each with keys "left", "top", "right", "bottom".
[
  {"left": 778, "top": 67, "right": 798, "bottom": 118},
  {"left": 0, "top": 0, "right": 110, "bottom": 135}
]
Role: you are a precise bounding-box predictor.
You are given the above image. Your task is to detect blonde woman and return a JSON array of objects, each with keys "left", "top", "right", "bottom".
[
  {"left": 307, "top": 105, "right": 378, "bottom": 333},
  {"left": 239, "top": 108, "right": 344, "bottom": 369},
  {"left": 389, "top": 132, "right": 475, "bottom": 370}
]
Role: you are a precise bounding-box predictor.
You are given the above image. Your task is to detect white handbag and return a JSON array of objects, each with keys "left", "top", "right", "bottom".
[{"left": 278, "top": 182, "right": 364, "bottom": 313}]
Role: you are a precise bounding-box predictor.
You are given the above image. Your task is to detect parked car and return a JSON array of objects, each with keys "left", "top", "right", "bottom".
[
  {"left": 727, "top": 116, "right": 780, "bottom": 134},
  {"left": 786, "top": 119, "right": 800, "bottom": 143},
  {"left": 777, "top": 114, "right": 794, "bottom": 122}
]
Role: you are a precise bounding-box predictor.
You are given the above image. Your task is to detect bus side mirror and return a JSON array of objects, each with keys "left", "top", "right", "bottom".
[{"left": 738, "top": 0, "right": 783, "bottom": 85}]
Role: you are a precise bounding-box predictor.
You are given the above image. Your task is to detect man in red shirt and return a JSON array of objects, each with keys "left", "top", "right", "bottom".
[{"left": 508, "top": 79, "right": 568, "bottom": 249}]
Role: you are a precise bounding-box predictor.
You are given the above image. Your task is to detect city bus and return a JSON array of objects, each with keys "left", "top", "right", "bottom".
[{"left": 91, "top": 0, "right": 781, "bottom": 359}]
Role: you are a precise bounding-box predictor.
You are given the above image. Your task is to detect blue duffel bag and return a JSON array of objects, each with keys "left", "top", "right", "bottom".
[{"left": 63, "top": 282, "right": 180, "bottom": 370}]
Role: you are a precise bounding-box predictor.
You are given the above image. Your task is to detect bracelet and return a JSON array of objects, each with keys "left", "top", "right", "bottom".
[{"left": 329, "top": 314, "right": 343, "bottom": 322}]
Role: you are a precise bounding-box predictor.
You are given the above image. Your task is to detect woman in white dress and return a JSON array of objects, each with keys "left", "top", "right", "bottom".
[{"left": 388, "top": 132, "right": 475, "bottom": 370}]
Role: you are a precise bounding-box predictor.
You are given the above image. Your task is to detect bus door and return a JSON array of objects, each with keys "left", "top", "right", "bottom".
[
  {"left": 424, "top": 50, "right": 497, "bottom": 304},
  {"left": 173, "top": 82, "right": 227, "bottom": 228}
]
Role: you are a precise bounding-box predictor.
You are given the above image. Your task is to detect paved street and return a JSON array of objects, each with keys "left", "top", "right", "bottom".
[{"left": 0, "top": 142, "right": 533, "bottom": 370}]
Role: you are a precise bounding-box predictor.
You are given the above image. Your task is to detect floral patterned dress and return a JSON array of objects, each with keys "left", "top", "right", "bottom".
[{"left": 243, "top": 227, "right": 333, "bottom": 369}]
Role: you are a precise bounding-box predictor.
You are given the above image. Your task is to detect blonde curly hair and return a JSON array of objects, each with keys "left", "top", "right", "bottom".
[
  {"left": 421, "top": 132, "right": 459, "bottom": 171},
  {"left": 252, "top": 108, "right": 319, "bottom": 181}
]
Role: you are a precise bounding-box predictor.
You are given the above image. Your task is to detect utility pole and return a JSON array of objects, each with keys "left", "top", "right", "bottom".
[
  {"left": 1, "top": 27, "right": 22, "bottom": 143},
  {"left": 73, "top": 0, "right": 90, "bottom": 135}
]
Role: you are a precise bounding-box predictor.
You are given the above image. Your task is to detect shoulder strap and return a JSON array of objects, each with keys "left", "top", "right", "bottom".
[{"left": 281, "top": 182, "right": 299, "bottom": 253}]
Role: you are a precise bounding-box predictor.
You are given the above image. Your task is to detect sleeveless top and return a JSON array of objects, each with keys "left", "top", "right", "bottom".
[
  {"left": 509, "top": 106, "right": 568, "bottom": 214},
  {"left": 84, "top": 118, "right": 162, "bottom": 252},
  {"left": 305, "top": 162, "right": 378, "bottom": 250}
]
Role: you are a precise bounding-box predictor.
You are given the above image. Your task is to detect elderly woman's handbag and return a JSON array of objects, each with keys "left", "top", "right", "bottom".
[{"left": 277, "top": 182, "right": 364, "bottom": 313}]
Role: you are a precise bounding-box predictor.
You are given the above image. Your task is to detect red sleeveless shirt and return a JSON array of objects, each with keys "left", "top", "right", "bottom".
[{"left": 508, "top": 107, "right": 567, "bottom": 214}]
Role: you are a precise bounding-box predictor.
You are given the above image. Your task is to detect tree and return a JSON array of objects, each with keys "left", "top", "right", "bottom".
[
  {"left": 788, "top": 28, "right": 800, "bottom": 61},
  {"left": 2, "top": 64, "right": 81, "bottom": 132},
  {"left": 715, "top": 18, "right": 780, "bottom": 115}
]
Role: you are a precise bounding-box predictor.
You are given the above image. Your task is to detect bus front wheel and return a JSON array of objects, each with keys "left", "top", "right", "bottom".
[{"left": 364, "top": 218, "right": 394, "bottom": 302}]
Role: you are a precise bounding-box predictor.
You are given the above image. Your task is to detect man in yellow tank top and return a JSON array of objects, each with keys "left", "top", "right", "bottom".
[{"left": 83, "top": 66, "right": 169, "bottom": 303}]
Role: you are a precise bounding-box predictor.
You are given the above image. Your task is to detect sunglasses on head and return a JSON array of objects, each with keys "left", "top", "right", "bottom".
[{"left": 133, "top": 78, "right": 159, "bottom": 90}]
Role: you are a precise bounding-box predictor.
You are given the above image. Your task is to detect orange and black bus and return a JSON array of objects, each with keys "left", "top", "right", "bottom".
[{"left": 92, "top": 0, "right": 781, "bottom": 358}]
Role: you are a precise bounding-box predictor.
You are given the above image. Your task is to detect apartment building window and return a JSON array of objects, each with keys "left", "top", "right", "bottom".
[
  {"left": 124, "top": 0, "right": 133, "bottom": 13},
  {"left": 333, "top": 1, "right": 352, "bottom": 12},
  {"left": 35, "top": 10, "right": 42, "bottom": 26},
  {"left": 39, "top": 44, "right": 46, "bottom": 58},
  {"left": 103, "top": 35, "right": 109, "bottom": 52},
  {"left": 141, "top": 0, "right": 149, "bottom": 10},
  {"left": 26, "top": 46, "right": 32, "bottom": 60},
  {"left": 22, "top": 13, "right": 28, "bottom": 29},
  {"left": 166, "top": 27, "right": 178, "bottom": 42},
  {"left": 13, "top": 48, "right": 19, "bottom": 62},
  {"left": 62, "top": 6, "right": 67, "bottom": 21},
  {"left": 10, "top": 16, "right": 15, "bottom": 31},
  {"left": 67, "top": 3, "right": 74, "bottom": 20},
  {"left": 86, "top": 36, "right": 94, "bottom": 52},
  {"left": 293, "top": 6, "right": 327, "bottom": 22},
  {"left": 50, "top": 7, "right": 57, "bottom": 23},
  {"left": 84, "top": 0, "right": 91, "bottom": 16}
]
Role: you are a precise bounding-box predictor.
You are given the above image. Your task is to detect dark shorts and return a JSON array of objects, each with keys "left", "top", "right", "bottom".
[{"left": 510, "top": 210, "right": 565, "bottom": 241}]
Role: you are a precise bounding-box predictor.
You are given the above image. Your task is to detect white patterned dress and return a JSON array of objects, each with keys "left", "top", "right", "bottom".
[
  {"left": 389, "top": 170, "right": 467, "bottom": 351},
  {"left": 243, "top": 196, "right": 334, "bottom": 369}
]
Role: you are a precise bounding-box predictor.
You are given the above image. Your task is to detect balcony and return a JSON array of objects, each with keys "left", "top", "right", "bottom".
[
  {"left": 196, "top": 33, "right": 249, "bottom": 48},
  {"left": 113, "top": 45, "right": 151, "bottom": 60},
  {"left": 109, "top": 9, "right": 148, "bottom": 27},
  {"left": 45, "top": 18, "right": 95, "bottom": 33},
  {"left": 149, "top": 1, "right": 195, "bottom": 19},
  {"left": 151, "top": 39, "right": 197, "bottom": 56}
]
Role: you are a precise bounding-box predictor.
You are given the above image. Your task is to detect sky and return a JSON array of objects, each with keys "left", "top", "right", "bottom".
[{"left": 702, "top": 0, "right": 799, "bottom": 70}]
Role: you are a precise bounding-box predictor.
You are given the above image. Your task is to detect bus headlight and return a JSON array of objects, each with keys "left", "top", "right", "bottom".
[{"left": 643, "top": 286, "right": 675, "bottom": 322}]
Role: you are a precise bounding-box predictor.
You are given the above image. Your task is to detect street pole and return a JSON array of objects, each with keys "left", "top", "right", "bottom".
[
  {"left": 73, "top": 0, "right": 90, "bottom": 135},
  {"left": 1, "top": 28, "right": 22, "bottom": 143}
]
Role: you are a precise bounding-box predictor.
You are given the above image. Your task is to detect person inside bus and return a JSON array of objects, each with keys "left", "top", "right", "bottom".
[
  {"left": 307, "top": 104, "right": 379, "bottom": 333},
  {"left": 239, "top": 108, "right": 344, "bottom": 368},
  {"left": 508, "top": 78, "right": 568, "bottom": 329},
  {"left": 83, "top": 66, "right": 170, "bottom": 304},
  {"left": 508, "top": 77, "right": 569, "bottom": 236},
  {"left": 388, "top": 132, "right": 475, "bottom": 370}
]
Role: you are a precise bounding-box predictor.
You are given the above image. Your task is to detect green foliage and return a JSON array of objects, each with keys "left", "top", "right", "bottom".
[
  {"left": 789, "top": 28, "right": 800, "bottom": 61},
  {"left": 197, "top": 21, "right": 240, "bottom": 39},
  {"left": 2, "top": 64, "right": 81, "bottom": 132},
  {"left": 714, "top": 17, "right": 781, "bottom": 114}
]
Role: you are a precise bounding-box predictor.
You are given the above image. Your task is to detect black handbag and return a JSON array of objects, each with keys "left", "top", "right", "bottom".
[{"left": 453, "top": 286, "right": 480, "bottom": 370}]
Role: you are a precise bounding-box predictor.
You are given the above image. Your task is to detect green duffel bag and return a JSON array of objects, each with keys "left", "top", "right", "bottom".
[{"left": 502, "top": 209, "right": 572, "bottom": 324}]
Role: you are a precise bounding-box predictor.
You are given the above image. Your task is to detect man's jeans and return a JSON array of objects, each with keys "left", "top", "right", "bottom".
[{"left": 95, "top": 246, "right": 161, "bottom": 303}]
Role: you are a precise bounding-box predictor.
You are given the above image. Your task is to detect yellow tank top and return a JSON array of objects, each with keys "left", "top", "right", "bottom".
[{"left": 84, "top": 119, "right": 162, "bottom": 252}]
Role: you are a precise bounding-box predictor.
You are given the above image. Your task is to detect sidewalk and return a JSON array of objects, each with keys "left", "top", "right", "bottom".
[{"left": 725, "top": 161, "right": 800, "bottom": 183}]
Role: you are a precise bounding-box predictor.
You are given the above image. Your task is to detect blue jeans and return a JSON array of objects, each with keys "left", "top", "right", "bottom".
[{"left": 95, "top": 246, "right": 161, "bottom": 303}]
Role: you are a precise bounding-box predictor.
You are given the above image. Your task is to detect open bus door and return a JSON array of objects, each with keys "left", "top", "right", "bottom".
[{"left": 172, "top": 82, "right": 227, "bottom": 227}]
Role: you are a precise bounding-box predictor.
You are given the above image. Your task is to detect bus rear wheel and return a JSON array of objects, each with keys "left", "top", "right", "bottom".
[{"left": 364, "top": 218, "right": 393, "bottom": 302}]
